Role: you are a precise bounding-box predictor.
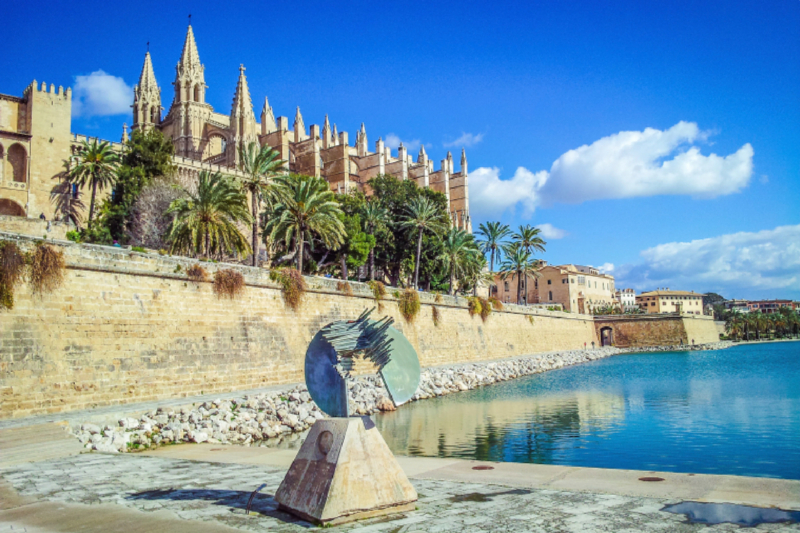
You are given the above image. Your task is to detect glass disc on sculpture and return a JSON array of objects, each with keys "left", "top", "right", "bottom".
[{"left": 303, "top": 310, "right": 421, "bottom": 417}]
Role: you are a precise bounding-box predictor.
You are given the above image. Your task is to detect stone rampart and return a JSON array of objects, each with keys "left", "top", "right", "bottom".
[
  {"left": 0, "top": 233, "right": 599, "bottom": 420},
  {"left": 594, "top": 314, "right": 719, "bottom": 348},
  {"left": 0, "top": 216, "right": 72, "bottom": 240}
]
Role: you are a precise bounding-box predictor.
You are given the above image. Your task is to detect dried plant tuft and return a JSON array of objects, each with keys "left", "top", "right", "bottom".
[
  {"left": 270, "top": 267, "right": 306, "bottom": 310},
  {"left": 213, "top": 269, "right": 245, "bottom": 299},
  {"left": 186, "top": 264, "right": 209, "bottom": 282},
  {"left": 29, "top": 243, "right": 65, "bottom": 296}
]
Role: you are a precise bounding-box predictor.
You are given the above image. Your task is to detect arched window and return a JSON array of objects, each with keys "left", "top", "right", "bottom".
[
  {"left": 0, "top": 199, "right": 25, "bottom": 216},
  {"left": 8, "top": 144, "right": 27, "bottom": 183}
]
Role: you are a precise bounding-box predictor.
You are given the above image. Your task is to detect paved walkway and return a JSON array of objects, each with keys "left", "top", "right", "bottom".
[{"left": 1, "top": 444, "right": 798, "bottom": 532}]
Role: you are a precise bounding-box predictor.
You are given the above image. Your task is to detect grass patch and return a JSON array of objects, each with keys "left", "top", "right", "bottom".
[
  {"left": 0, "top": 242, "right": 26, "bottom": 310},
  {"left": 336, "top": 280, "right": 353, "bottom": 296},
  {"left": 489, "top": 297, "right": 503, "bottom": 311},
  {"left": 213, "top": 269, "right": 245, "bottom": 299},
  {"left": 131, "top": 246, "right": 147, "bottom": 253},
  {"left": 269, "top": 267, "right": 306, "bottom": 310},
  {"left": 186, "top": 264, "right": 209, "bottom": 282},
  {"left": 29, "top": 243, "right": 65, "bottom": 297},
  {"left": 367, "top": 280, "right": 386, "bottom": 311},
  {"left": 398, "top": 288, "right": 421, "bottom": 323}
]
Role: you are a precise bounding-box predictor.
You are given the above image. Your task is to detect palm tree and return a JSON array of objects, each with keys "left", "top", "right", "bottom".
[
  {"left": 463, "top": 253, "right": 494, "bottom": 296},
  {"left": 476, "top": 221, "right": 511, "bottom": 272},
  {"left": 69, "top": 139, "right": 120, "bottom": 229},
  {"left": 725, "top": 309, "right": 744, "bottom": 340},
  {"left": 238, "top": 142, "right": 287, "bottom": 266},
  {"left": 51, "top": 161, "right": 85, "bottom": 227},
  {"left": 265, "top": 174, "right": 345, "bottom": 273},
  {"left": 499, "top": 246, "right": 538, "bottom": 304},
  {"left": 167, "top": 170, "right": 252, "bottom": 259},
  {"left": 361, "top": 201, "right": 389, "bottom": 281},
  {"left": 439, "top": 227, "right": 480, "bottom": 295},
  {"left": 511, "top": 225, "right": 547, "bottom": 303},
  {"left": 400, "top": 197, "right": 448, "bottom": 289}
]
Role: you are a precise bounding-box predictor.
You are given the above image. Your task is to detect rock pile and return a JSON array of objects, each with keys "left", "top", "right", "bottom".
[{"left": 70, "top": 342, "right": 731, "bottom": 453}]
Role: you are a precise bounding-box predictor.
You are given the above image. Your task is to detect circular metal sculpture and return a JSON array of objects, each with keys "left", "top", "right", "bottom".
[{"left": 304, "top": 308, "right": 421, "bottom": 417}]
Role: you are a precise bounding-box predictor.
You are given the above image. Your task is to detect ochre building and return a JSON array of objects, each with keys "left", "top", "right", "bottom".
[
  {"left": 636, "top": 289, "right": 704, "bottom": 315},
  {"left": 0, "top": 25, "right": 471, "bottom": 230}
]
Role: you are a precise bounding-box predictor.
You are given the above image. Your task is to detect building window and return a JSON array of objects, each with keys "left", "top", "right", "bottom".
[
  {"left": 547, "top": 279, "right": 552, "bottom": 285},
  {"left": 504, "top": 281, "right": 509, "bottom": 291},
  {"left": 571, "top": 278, "right": 575, "bottom": 284},
  {"left": 549, "top": 291, "right": 553, "bottom": 301},
  {"left": 8, "top": 144, "right": 27, "bottom": 183}
]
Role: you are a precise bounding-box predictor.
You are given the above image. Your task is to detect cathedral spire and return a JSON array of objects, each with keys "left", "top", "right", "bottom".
[
  {"left": 418, "top": 144, "right": 427, "bottom": 163},
  {"left": 132, "top": 50, "right": 162, "bottom": 132},
  {"left": 261, "top": 96, "right": 276, "bottom": 134},
  {"left": 460, "top": 148, "right": 468, "bottom": 175},
  {"left": 229, "top": 64, "right": 258, "bottom": 164},
  {"left": 230, "top": 65, "right": 254, "bottom": 118},
  {"left": 179, "top": 24, "right": 201, "bottom": 70},
  {"left": 294, "top": 107, "right": 306, "bottom": 141}
]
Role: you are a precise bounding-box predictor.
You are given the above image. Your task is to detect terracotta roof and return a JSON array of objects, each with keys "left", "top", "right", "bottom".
[{"left": 638, "top": 290, "right": 702, "bottom": 297}]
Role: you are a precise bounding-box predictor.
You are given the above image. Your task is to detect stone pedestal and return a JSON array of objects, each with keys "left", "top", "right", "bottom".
[{"left": 274, "top": 416, "right": 417, "bottom": 525}]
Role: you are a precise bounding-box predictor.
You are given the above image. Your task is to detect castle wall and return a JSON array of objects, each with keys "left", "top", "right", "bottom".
[
  {"left": 593, "top": 315, "right": 718, "bottom": 348},
  {"left": 0, "top": 233, "right": 599, "bottom": 420}
]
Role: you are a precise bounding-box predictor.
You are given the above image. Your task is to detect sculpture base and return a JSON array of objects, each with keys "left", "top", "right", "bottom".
[{"left": 274, "top": 417, "right": 418, "bottom": 525}]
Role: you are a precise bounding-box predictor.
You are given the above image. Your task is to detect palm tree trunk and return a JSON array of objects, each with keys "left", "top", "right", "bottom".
[
  {"left": 204, "top": 229, "right": 210, "bottom": 259},
  {"left": 297, "top": 229, "right": 304, "bottom": 273},
  {"left": 251, "top": 192, "right": 259, "bottom": 267},
  {"left": 414, "top": 227, "right": 423, "bottom": 289},
  {"left": 369, "top": 245, "right": 375, "bottom": 281},
  {"left": 449, "top": 266, "right": 455, "bottom": 296},
  {"left": 340, "top": 254, "right": 348, "bottom": 280},
  {"left": 516, "top": 270, "right": 522, "bottom": 304},
  {"left": 88, "top": 179, "right": 98, "bottom": 229},
  {"left": 490, "top": 248, "right": 495, "bottom": 272}
]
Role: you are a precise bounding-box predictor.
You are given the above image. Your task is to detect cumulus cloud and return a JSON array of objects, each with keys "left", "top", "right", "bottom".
[
  {"left": 444, "top": 132, "right": 484, "bottom": 148},
  {"left": 385, "top": 133, "right": 423, "bottom": 153},
  {"left": 72, "top": 70, "right": 132, "bottom": 118},
  {"left": 594, "top": 263, "right": 615, "bottom": 274},
  {"left": 468, "top": 122, "right": 754, "bottom": 217},
  {"left": 614, "top": 225, "right": 800, "bottom": 298},
  {"left": 469, "top": 166, "right": 548, "bottom": 218},
  {"left": 537, "top": 223, "right": 568, "bottom": 240}
]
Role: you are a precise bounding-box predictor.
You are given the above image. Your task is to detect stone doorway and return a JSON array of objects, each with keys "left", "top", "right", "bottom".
[
  {"left": 600, "top": 326, "right": 614, "bottom": 347},
  {"left": 0, "top": 198, "right": 25, "bottom": 216}
]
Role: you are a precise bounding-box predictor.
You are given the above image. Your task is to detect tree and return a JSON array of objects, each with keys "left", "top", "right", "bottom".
[
  {"left": 361, "top": 200, "right": 389, "bottom": 281},
  {"left": 50, "top": 161, "right": 85, "bottom": 227},
  {"left": 265, "top": 174, "right": 345, "bottom": 274},
  {"left": 400, "top": 196, "right": 448, "bottom": 289},
  {"left": 237, "top": 142, "right": 287, "bottom": 266},
  {"left": 333, "top": 192, "right": 374, "bottom": 280},
  {"left": 68, "top": 139, "right": 120, "bottom": 229},
  {"left": 167, "top": 170, "right": 252, "bottom": 259},
  {"left": 476, "top": 221, "right": 511, "bottom": 272},
  {"left": 439, "top": 227, "right": 480, "bottom": 295},
  {"left": 499, "top": 245, "right": 539, "bottom": 304},
  {"left": 511, "top": 225, "right": 546, "bottom": 303}
]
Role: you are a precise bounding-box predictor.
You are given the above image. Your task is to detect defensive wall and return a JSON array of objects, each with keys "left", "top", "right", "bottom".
[
  {"left": 0, "top": 233, "right": 719, "bottom": 421},
  {"left": 594, "top": 314, "right": 719, "bottom": 348}
]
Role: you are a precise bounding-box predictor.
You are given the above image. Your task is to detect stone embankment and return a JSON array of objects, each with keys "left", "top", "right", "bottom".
[{"left": 69, "top": 342, "right": 733, "bottom": 453}]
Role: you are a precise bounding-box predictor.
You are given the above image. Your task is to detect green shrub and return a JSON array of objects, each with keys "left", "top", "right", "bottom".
[
  {"left": 0, "top": 242, "right": 26, "bottom": 310},
  {"left": 269, "top": 267, "right": 306, "bottom": 310},
  {"left": 367, "top": 280, "right": 386, "bottom": 311},
  {"left": 66, "top": 230, "right": 81, "bottom": 243},
  {"left": 131, "top": 246, "right": 147, "bottom": 253},
  {"left": 398, "top": 288, "right": 421, "bottom": 323},
  {"left": 213, "top": 269, "right": 245, "bottom": 299},
  {"left": 467, "top": 296, "right": 482, "bottom": 318}
]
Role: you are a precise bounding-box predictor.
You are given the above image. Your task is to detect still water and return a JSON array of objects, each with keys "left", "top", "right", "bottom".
[{"left": 374, "top": 342, "right": 800, "bottom": 479}]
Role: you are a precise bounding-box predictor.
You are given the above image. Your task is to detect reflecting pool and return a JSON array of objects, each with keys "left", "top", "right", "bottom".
[{"left": 374, "top": 342, "right": 800, "bottom": 479}]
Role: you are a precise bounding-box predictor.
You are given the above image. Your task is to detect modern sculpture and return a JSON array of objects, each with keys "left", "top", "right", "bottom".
[{"left": 274, "top": 309, "right": 421, "bottom": 525}]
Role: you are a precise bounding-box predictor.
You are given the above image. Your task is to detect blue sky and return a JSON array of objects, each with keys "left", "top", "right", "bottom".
[{"left": 2, "top": 1, "right": 798, "bottom": 299}]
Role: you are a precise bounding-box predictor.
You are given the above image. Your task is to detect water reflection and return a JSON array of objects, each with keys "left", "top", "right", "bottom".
[
  {"left": 374, "top": 342, "right": 800, "bottom": 479},
  {"left": 662, "top": 502, "right": 800, "bottom": 526}
]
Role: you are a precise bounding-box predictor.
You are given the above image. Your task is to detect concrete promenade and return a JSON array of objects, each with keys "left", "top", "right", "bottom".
[{"left": 1, "top": 442, "right": 798, "bottom": 532}]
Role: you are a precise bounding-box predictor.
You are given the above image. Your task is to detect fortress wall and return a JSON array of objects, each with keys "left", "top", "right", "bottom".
[
  {"left": 594, "top": 314, "right": 719, "bottom": 348},
  {"left": 0, "top": 233, "right": 599, "bottom": 420},
  {"left": 0, "top": 216, "right": 71, "bottom": 240}
]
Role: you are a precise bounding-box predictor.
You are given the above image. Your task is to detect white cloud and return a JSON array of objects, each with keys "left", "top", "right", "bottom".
[
  {"left": 444, "top": 132, "right": 484, "bottom": 148},
  {"left": 385, "top": 133, "right": 422, "bottom": 154},
  {"left": 595, "top": 263, "right": 615, "bottom": 274},
  {"left": 72, "top": 70, "right": 132, "bottom": 118},
  {"left": 469, "top": 122, "right": 753, "bottom": 216},
  {"left": 469, "top": 166, "right": 548, "bottom": 218},
  {"left": 537, "top": 223, "right": 568, "bottom": 240},
  {"left": 614, "top": 225, "right": 800, "bottom": 298}
]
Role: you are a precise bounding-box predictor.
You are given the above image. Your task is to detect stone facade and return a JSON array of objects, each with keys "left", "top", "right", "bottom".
[
  {"left": 0, "top": 234, "right": 595, "bottom": 420},
  {"left": 0, "top": 25, "right": 471, "bottom": 230},
  {"left": 494, "top": 264, "right": 615, "bottom": 314},
  {"left": 636, "top": 289, "right": 704, "bottom": 315}
]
